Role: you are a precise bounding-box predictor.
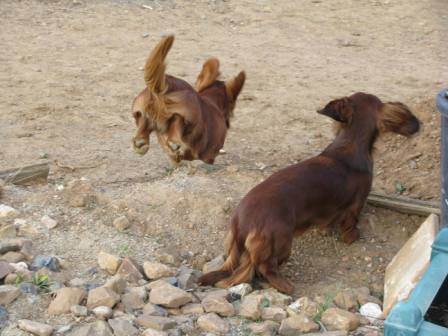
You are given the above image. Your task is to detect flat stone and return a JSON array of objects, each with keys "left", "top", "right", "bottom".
[
  {"left": 116, "top": 257, "right": 143, "bottom": 284},
  {"left": 93, "top": 306, "right": 113, "bottom": 319},
  {"left": 181, "top": 303, "right": 204, "bottom": 315},
  {"left": 383, "top": 214, "right": 439, "bottom": 316},
  {"left": 66, "top": 320, "right": 113, "bottom": 336},
  {"left": 143, "top": 261, "right": 175, "bottom": 280},
  {"left": 334, "top": 289, "right": 358, "bottom": 311},
  {"left": 48, "top": 287, "right": 86, "bottom": 315},
  {"left": 278, "top": 313, "right": 319, "bottom": 335},
  {"left": 197, "top": 313, "right": 230, "bottom": 335},
  {"left": 143, "top": 303, "right": 168, "bottom": 317},
  {"left": 202, "top": 294, "right": 235, "bottom": 317},
  {"left": 70, "top": 304, "right": 88, "bottom": 317},
  {"left": 104, "top": 275, "right": 127, "bottom": 294},
  {"left": 0, "top": 205, "right": 18, "bottom": 218},
  {"left": 0, "top": 251, "right": 25, "bottom": 263},
  {"left": 0, "top": 261, "right": 13, "bottom": 279},
  {"left": 141, "top": 328, "right": 168, "bottom": 336},
  {"left": 239, "top": 294, "right": 264, "bottom": 320},
  {"left": 87, "top": 287, "right": 120, "bottom": 309},
  {"left": 321, "top": 308, "right": 360, "bottom": 331},
  {"left": 202, "top": 255, "right": 225, "bottom": 273},
  {"left": 98, "top": 251, "right": 121, "bottom": 275},
  {"left": 287, "top": 296, "right": 319, "bottom": 318},
  {"left": 136, "top": 315, "right": 176, "bottom": 330},
  {"left": 113, "top": 216, "right": 130, "bottom": 231},
  {"left": 261, "top": 307, "right": 287, "bottom": 322},
  {"left": 0, "top": 285, "right": 21, "bottom": 305},
  {"left": 149, "top": 282, "right": 192, "bottom": 308},
  {"left": 41, "top": 215, "right": 58, "bottom": 229},
  {"left": 108, "top": 318, "right": 138, "bottom": 336},
  {"left": 248, "top": 320, "right": 279, "bottom": 336},
  {"left": 18, "top": 319, "right": 53, "bottom": 336},
  {"left": 121, "top": 291, "right": 145, "bottom": 311},
  {"left": 228, "top": 283, "right": 253, "bottom": 298}
]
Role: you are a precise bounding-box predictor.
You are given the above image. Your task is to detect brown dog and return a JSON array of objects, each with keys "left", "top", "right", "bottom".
[
  {"left": 131, "top": 35, "right": 245, "bottom": 164},
  {"left": 198, "top": 92, "right": 420, "bottom": 294}
]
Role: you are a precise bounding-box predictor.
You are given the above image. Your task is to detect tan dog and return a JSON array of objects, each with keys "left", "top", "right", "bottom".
[{"left": 131, "top": 35, "right": 245, "bottom": 164}]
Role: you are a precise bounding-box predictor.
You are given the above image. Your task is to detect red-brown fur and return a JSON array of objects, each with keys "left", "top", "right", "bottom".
[
  {"left": 132, "top": 35, "right": 245, "bottom": 164},
  {"left": 198, "top": 92, "right": 420, "bottom": 294}
]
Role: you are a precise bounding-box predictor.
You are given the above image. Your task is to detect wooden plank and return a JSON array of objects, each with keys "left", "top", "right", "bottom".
[
  {"left": 367, "top": 191, "right": 440, "bottom": 216},
  {"left": 0, "top": 163, "right": 49, "bottom": 185}
]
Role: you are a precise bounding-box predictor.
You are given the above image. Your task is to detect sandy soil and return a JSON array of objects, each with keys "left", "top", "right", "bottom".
[{"left": 0, "top": 0, "right": 447, "bottom": 326}]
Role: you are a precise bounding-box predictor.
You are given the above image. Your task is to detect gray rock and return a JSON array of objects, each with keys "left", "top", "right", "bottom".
[
  {"left": 239, "top": 294, "right": 264, "bottom": 320},
  {"left": 108, "top": 318, "right": 138, "bottom": 336},
  {"left": 202, "top": 255, "right": 225, "bottom": 273},
  {"left": 93, "top": 306, "right": 113, "bottom": 319},
  {"left": 149, "top": 282, "right": 192, "bottom": 308},
  {"left": 287, "top": 296, "right": 319, "bottom": 318},
  {"left": 278, "top": 313, "right": 319, "bottom": 335},
  {"left": 70, "top": 304, "right": 88, "bottom": 317},
  {"left": 0, "top": 261, "right": 13, "bottom": 279},
  {"left": 18, "top": 319, "right": 53, "bottom": 336},
  {"left": 202, "top": 294, "right": 235, "bottom": 317},
  {"left": 30, "top": 255, "right": 61, "bottom": 272},
  {"left": 19, "top": 283, "right": 38, "bottom": 295},
  {"left": 0, "top": 238, "right": 23, "bottom": 254},
  {"left": 261, "top": 306, "right": 287, "bottom": 322},
  {"left": 0, "top": 285, "right": 20, "bottom": 305},
  {"left": 0, "top": 305, "right": 9, "bottom": 326},
  {"left": 141, "top": 328, "right": 168, "bottom": 336},
  {"left": 143, "top": 303, "right": 168, "bottom": 317},
  {"left": 104, "top": 275, "right": 127, "bottom": 294},
  {"left": 181, "top": 303, "right": 204, "bottom": 315},
  {"left": 48, "top": 287, "right": 87, "bottom": 315},
  {"left": 228, "top": 283, "right": 253, "bottom": 298},
  {"left": 116, "top": 257, "right": 143, "bottom": 284},
  {"left": 67, "top": 320, "right": 113, "bottom": 336},
  {"left": 248, "top": 320, "right": 279, "bottom": 336},
  {"left": 143, "top": 262, "right": 175, "bottom": 280},
  {"left": 136, "top": 315, "right": 176, "bottom": 330},
  {"left": 197, "top": 313, "right": 230, "bottom": 335},
  {"left": 177, "top": 266, "right": 200, "bottom": 290},
  {"left": 41, "top": 215, "right": 58, "bottom": 229},
  {"left": 121, "top": 291, "right": 145, "bottom": 311},
  {"left": 0, "top": 251, "right": 24, "bottom": 263}
]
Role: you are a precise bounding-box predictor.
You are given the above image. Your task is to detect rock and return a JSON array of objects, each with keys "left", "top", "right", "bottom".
[
  {"left": 10, "top": 261, "right": 28, "bottom": 273},
  {"left": 66, "top": 320, "right": 113, "bottom": 336},
  {"left": 70, "top": 304, "right": 88, "bottom": 317},
  {"left": 352, "top": 287, "right": 382, "bottom": 306},
  {"left": 351, "top": 327, "right": 380, "bottom": 336},
  {"left": 197, "top": 313, "right": 230, "bottom": 335},
  {"left": 87, "top": 287, "right": 120, "bottom": 309},
  {"left": 155, "top": 250, "right": 179, "bottom": 265},
  {"left": 259, "top": 288, "right": 292, "bottom": 306},
  {"left": 248, "top": 320, "right": 279, "bottom": 336},
  {"left": 384, "top": 213, "right": 439, "bottom": 316},
  {"left": 202, "top": 255, "right": 225, "bottom": 273},
  {"left": 0, "top": 225, "right": 16, "bottom": 239},
  {"left": 0, "top": 261, "right": 13, "bottom": 279},
  {"left": 136, "top": 315, "right": 176, "bottom": 330},
  {"left": 93, "top": 306, "right": 113, "bottom": 319},
  {"left": 143, "top": 303, "right": 168, "bottom": 316},
  {"left": 0, "top": 305, "right": 9, "bottom": 326},
  {"left": 0, "top": 238, "right": 22, "bottom": 254},
  {"left": 121, "top": 291, "right": 145, "bottom": 311},
  {"left": 0, "top": 285, "right": 20, "bottom": 305},
  {"left": 299, "top": 332, "right": 348, "bottom": 336},
  {"left": 108, "top": 318, "right": 138, "bottom": 336},
  {"left": 48, "top": 287, "right": 87, "bottom": 315},
  {"left": 228, "top": 283, "right": 253, "bottom": 298},
  {"left": 0, "top": 205, "right": 18, "bottom": 218},
  {"left": 181, "top": 303, "right": 204, "bottom": 315},
  {"left": 261, "top": 307, "right": 287, "bottom": 322},
  {"left": 177, "top": 266, "right": 200, "bottom": 290},
  {"left": 321, "top": 308, "right": 360, "bottom": 331},
  {"left": 239, "top": 294, "right": 264, "bottom": 320},
  {"left": 19, "top": 283, "right": 38, "bottom": 295},
  {"left": 141, "top": 328, "right": 168, "bottom": 336},
  {"left": 41, "top": 215, "right": 58, "bottom": 229},
  {"left": 359, "top": 302, "right": 384, "bottom": 322},
  {"left": 149, "top": 282, "right": 192, "bottom": 308},
  {"left": 278, "top": 313, "right": 319, "bottom": 335},
  {"left": 66, "top": 179, "right": 96, "bottom": 208},
  {"left": 334, "top": 289, "right": 358, "bottom": 311},
  {"left": 113, "top": 216, "right": 130, "bottom": 231},
  {"left": 126, "top": 286, "right": 147, "bottom": 300},
  {"left": 18, "top": 319, "right": 53, "bottom": 336},
  {"left": 116, "top": 257, "right": 143, "bottom": 283},
  {"left": 0, "top": 251, "right": 25, "bottom": 263},
  {"left": 202, "top": 294, "right": 235, "bottom": 317},
  {"left": 287, "top": 296, "right": 319, "bottom": 318},
  {"left": 143, "top": 261, "right": 175, "bottom": 280},
  {"left": 56, "top": 325, "right": 72, "bottom": 334},
  {"left": 98, "top": 251, "right": 121, "bottom": 275},
  {"left": 30, "top": 255, "right": 60, "bottom": 272},
  {"left": 104, "top": 275, "right": 127, "bottom": 294}
]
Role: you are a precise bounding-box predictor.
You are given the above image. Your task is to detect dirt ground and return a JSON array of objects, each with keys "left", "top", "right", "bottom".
[{"left": 1, "top": 0, "right": 447, "bottom": 326}]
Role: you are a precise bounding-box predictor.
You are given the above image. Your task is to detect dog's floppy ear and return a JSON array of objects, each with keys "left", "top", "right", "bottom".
[
  {"left": 225, "top": 71, "right": 246, "bottom": 101},
  {"left": 379, "top": 102, "right": 420, "bottom": 136},
  {"left": 196, "top": 58, "right": 221, "bottom": 92},
  {"left": 317, "top": 97, "right": 353, "bottom": 123}
]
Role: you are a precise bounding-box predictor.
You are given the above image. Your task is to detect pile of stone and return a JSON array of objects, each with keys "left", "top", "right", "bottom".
[{"left": 0, "top": 248, "right": 384, "bottom": 336}]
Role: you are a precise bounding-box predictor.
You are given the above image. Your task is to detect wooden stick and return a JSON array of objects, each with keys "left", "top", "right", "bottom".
[
  {"left": 0, "top": 163, "right": 49, "bottom": 185},
  {"left": 367, "top": 191, "right": 440, "bottom": 216}
]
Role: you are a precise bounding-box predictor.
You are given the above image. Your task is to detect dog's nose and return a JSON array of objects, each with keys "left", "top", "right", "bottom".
[{"left": 134, "top": 138, "right": 146, "bottom": 148}]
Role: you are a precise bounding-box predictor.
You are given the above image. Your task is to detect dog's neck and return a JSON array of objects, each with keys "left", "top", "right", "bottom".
[{"left": 322, "top": 116, "right": 378, "bottom": 173}]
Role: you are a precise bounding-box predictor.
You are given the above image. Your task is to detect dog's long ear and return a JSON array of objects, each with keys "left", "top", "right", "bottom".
[
  {"left": 195, "top": 58, "right": 220, "bottom": 92},
  {"left": 144, "top": 35, "right": 174, "bottom": 94},
  {"left": 225, "top": 71, "right": 246, "bottom": 101},
  {"left": 317, "top": 97, "right": 353, "bottom": 123},
  {"left": 379, "top": 102, "right": 420, "bottom": 136}
]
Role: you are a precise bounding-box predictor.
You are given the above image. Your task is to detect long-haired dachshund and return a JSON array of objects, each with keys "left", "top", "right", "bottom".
[
  {"left": 199, "top": 92, "right": 420, "bottom": 294},
  {"left": 131, "top": 35, "right": 245, "bottom": 164}
]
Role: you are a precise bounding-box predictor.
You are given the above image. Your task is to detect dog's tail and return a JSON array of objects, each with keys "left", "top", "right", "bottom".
[{"left": 144, "top": 35, "right": 174, "bottom": 94}]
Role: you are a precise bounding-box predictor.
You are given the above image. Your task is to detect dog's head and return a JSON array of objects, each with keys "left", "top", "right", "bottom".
[{"left": 317, "top": 92, "right": 420, "bottom": 137}]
